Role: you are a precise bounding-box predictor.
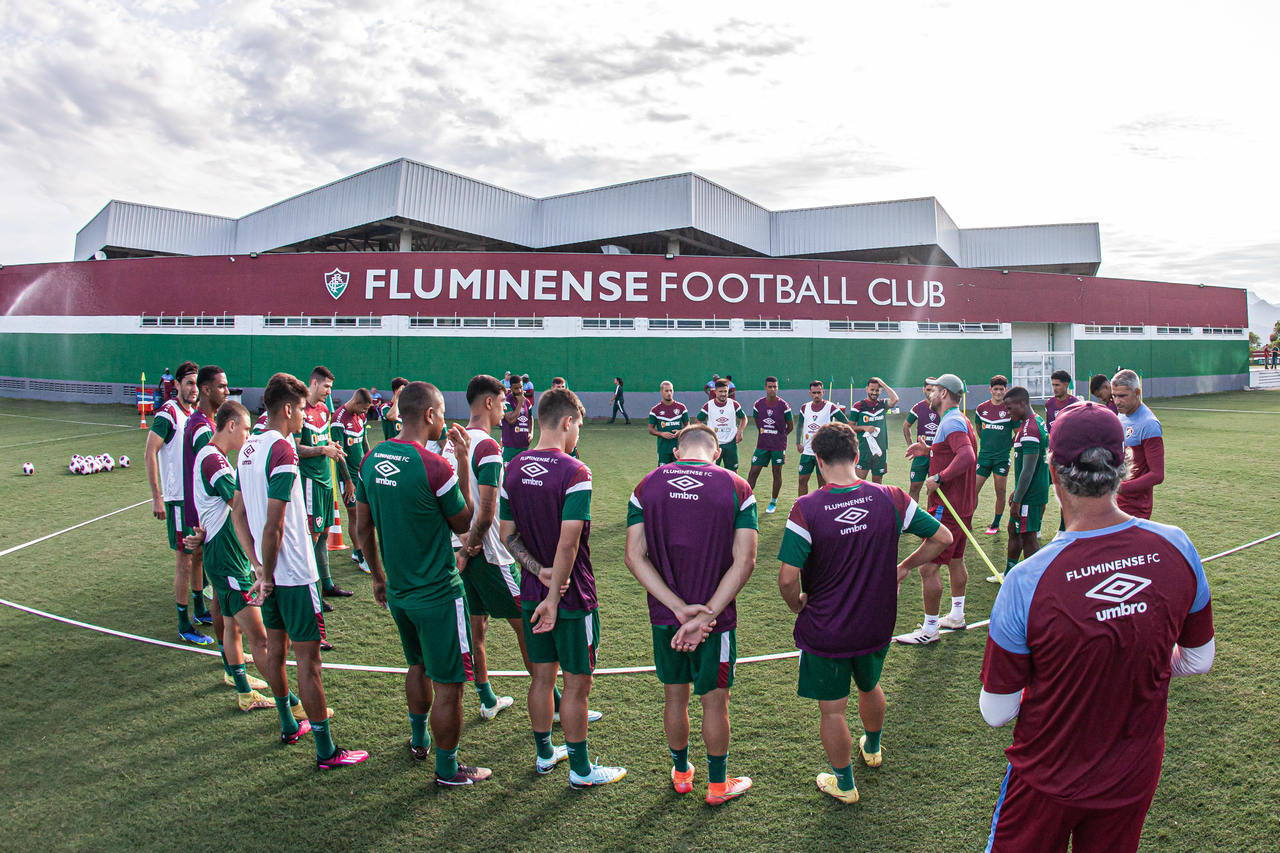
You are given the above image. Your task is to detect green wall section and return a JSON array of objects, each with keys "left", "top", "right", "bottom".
[
  {"left": 0, "top": 332, "right": 1244, "bottom": 392},
  {"left": 1074, "top": 339, "right": 1248, "bottom": 382}
]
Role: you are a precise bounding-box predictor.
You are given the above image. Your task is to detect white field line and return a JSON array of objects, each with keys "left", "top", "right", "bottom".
[
  {"left": 0, "top": 412, "right": 136, "bottom": 429},
  {"left": 0, "top": 501, "right": 1270, "bottom": 676},
  {"left": 0, "top": 500, "right": 149, "bottom": 558},
  {"left": 0, "top": 428, "right": 135, "bottom": 450},
  {"left": 1154, "top": 407, "right": 1280, "bottom": 414}
]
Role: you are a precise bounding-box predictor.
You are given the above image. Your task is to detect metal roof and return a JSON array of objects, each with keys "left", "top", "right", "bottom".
[{"left": 74, "top": 158, "right": 1102, "bottom": 272}]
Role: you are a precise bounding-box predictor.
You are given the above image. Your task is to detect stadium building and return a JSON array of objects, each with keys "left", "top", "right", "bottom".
[{"left": 0, "top": 158, "right": 1249, "bottom": 411}]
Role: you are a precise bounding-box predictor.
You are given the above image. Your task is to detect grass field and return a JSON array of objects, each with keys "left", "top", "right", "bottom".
[{"left": 1, "top": 392, "right": 1278, "bottom": 852}]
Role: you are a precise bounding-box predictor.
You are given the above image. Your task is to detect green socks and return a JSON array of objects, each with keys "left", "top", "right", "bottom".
[
  {"left": 410, "top": 713, "right": 429, "bottom": 750},
  {"left": 707, "top": 753, "right": 727, "bottom": 784},
  {"left": 1006, "top": 558, "right": 1018, "bottom": 572},
  {"left": 533, "top": 730, "right": 554, "bottom": 760},
  {"left": 274, "top": 695, "right": 299, "bottom": 735},
  {"left": 435, "top": 746, "right": 459, "bottom": 778},
  {"left": 992, "top": 513, "right": 1003, "bottom": 528},
  {"left": 191, "top": 591, "right": 209, "bottom": 618},
  {"left": 217, "top": 644, "right": 234, "bottom": 679},
  {"left": 567, "top": 739, "right": 591, "bottom": 775},
  {"left": 176, "top": 604, "right": 194, "bottom": 634},
  {"left": 832, "top": 763, "right": 856, "bottom": 792},
  {"left": 553, "top": 686, "right": 562, "bottom": 712},
  {"left": 476, "top": 681, "right": 499, "bottom": 708},
  {"left": 230, "top": 663, "right": 251, "bottom": 693},
  {"left": 313, "top": 537, "right": 333, "bottom": 588},
  {"left": 670, "top": 745, "right": 689, "bottom": 773},
  {"left": 353, "top": 549, "right": 363, "bottom": 561},
  {"left": 312, "top": 719, "right": 336, "bottom": 761},
  {"left": 863, "top": 728, "right": 882, "bottom": 754}
]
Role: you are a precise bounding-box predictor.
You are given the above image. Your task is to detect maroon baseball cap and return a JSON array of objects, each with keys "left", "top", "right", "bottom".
[{"left": 1048, "top": 401, "right": 1124, "bottom": 466}]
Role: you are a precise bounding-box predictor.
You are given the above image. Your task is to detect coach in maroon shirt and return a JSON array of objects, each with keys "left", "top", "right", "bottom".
[{"left": 980, "top": 402, "right": 1214, "bottom": 852}]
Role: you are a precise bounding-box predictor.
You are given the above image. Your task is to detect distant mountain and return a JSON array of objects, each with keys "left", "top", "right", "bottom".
[{"left": 1247, "top": 291, "right": 1280, "bottom": 341}]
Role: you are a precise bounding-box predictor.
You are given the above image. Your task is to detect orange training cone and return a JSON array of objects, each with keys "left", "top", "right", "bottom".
[{"left": 327, "top": 492, "right": 346, "bottom": 551}]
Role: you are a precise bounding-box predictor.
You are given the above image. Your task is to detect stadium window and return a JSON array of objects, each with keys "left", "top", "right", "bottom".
[
  {"left": 582, "top": 318, "right": 635, "bottom": 330},
  {"left": 462, "top": 317, "right": 488, "bottom": 328},
  {"left": 140, "top": 316, "right": 158, "bottom": 327},
  {"left": 1201, "top": 326, "right": 1244, "bottom": 336},
  {"left": 1084, "top": 325, "right": 1143, "bottom": 335},
  {"left": 705, "top": 319, "right": 731, "bottom": 331},
  {"left": 308, "top": 317, "right": 332, "bottom": 327},
  {"left": 744, "top": 319, "right": 793, "bottom": 331},
  {"left": 647, "top": 319, "right": 675, "bottom": 330},
  {"left": 515, "top": 317, "right": 543, "bottom": 329},
  {"left": 435, "top": 317, "right": 460, "bottom": 328},
  {"left": 357, "top": 317, "right": 381, "bottom": 328},
  {"left": 1157, "top": 326, "right": 1193, "bottom": 335},
  {"left": 676, "top": 319, "right": 703, "bottom": 330},
  {"left": 491, "top": 317, "right": 516, "bottom": 328}
]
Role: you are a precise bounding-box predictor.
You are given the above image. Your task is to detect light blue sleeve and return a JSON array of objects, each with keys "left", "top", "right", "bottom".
[
  {"left": 1135, "top": 519, "right": 1210, "bottom": 613},
  {"left": 987, "top": 538, "right": 1067, "bottom": 654},
  {"left": 933, "top": 410, "right": 963, "bottom": 443}
]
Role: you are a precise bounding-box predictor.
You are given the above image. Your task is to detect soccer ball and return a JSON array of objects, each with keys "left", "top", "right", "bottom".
[
  {"left": 119, "top": 455, "right": 131, "bottom": 468},
  {"left": 102, "top": 457, "right": 115, "bottom": 472},
  {"left": 22, "top": 462, "right": 34, "bottom": 475}
]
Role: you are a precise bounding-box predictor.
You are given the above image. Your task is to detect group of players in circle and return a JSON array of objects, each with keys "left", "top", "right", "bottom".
[{"left": 142, "top": 360, "right": 1212, "bottom": 851}]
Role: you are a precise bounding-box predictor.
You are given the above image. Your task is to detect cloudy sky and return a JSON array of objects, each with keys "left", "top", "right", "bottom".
[{"left": 3, "top": 0, "right": 1278, "bottom": 300}]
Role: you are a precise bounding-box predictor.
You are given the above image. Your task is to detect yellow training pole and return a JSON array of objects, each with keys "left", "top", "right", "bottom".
[{"left": 935, "top": 486, "right": 1003, "bottom": 584}]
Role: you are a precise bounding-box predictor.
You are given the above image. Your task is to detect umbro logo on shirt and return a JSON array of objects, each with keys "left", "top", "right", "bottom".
[
  {"left": 374, "top": 459, "right": 400, "bottom": 485},
  {"left": 1086, "top": 572, "right": 1151, "bottom": 603},
  {"left": 522, "top": 462, "right": 549, "bottom": 478},
  {"left": 832, "top": 506, "right": 869, "bottom": 527},
  {"left": 1087, "top": 572, "right": 1152, "bottom": 622},
  {"left": 762, "top": 417, "right": 776, "bottom": 427},
  {"left": 667, "top": 474, "right": 703, "bottom": 500}
]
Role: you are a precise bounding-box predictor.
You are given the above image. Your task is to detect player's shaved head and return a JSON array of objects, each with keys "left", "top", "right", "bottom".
[
  {"left": 214, "top": 399, "right": 250, "bottom": 431},
  {"left": 348, "top": 387, "right": 372, "bottom": 405},
  {"left": 1003, "top": 386, "right": 1030, "bottom": 405},
  {"left": 466, "top": 374, "right": 505, "bottom": 405},
  {"left": 399, "top": 381, "right": 443, "bottom": 425},
  {"left": 676, "top": 423, "right": 718, "bottom": 454},
  {"left": 811, "top": 421, "right": 860, "bottom": 465},
  {"left": 263, "top": 372, "right": 308, "bottom": 414},
  {"left": 537, "top": 387, "right": 585, "bottom": 427}
]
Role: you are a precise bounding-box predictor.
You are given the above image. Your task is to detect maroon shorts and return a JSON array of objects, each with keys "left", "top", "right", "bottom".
[
  {"left": 987, "top": 765, "right": 1155, "bottom": 853},
  {"left": 935, "top": 513, "right": 971, "bottom": 563}
]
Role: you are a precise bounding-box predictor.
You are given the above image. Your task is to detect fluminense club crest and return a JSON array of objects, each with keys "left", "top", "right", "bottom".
[{"left": 324, "top": 268, "right": 350, "bottom": 300}]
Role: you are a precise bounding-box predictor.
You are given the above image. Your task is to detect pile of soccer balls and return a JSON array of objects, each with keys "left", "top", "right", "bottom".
[{"left": 68, "top": 453, "right": 130, "bottom": 475}]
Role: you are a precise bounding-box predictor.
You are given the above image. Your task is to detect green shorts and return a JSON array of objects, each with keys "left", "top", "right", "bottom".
[
  {"left": 390, "top": 596, "right": 474, "bottom": 683},
  {"left": 216, "top": 585, "right": 256, "bottom": 619},
  {"left": 717, "top": 441, "right": 739, "bottom": 471},
  {"left": 209, "top": 571, "right": 256, "bottom": 618},
  {"left": 260, "top": 583, "right": 323, "bottom": 643},
  {"left": 303, "top": 478, "right": 334, "bottom": 535},
  {"left": 751, "top": 448, "right": 786, "bottom": 468},
  {"left": 977, "top": 458, "right": 1010, "bottom": 478},
  {"left": 857, "top": 447, "right": 887, "bottom": 476},
  {"left": 165, "top": 500, "right": 192, "bottom": 554},
  {"left": 1011, "top": 502, "right": 1046, "bottom": 535},
  {"left": 521, "top": 602, "right": 599, "bottom": 675},
  {"left": 798, "top": 453, "right": 818, "bottom": 476},
  {"left": 657, "top": 442, "right": 677, "bottom": 465},
  {"left": 503, "top": 445, "right": 529, "bottom": 464},
  {"left": 797, "top": 645, "right": 889, "bottom": 701},
  {"left": 909, "top": 454, "right": 932, "bottom": 483},
  {"left": 462, "top": 556, "right": 522, "bottom": 619},
  {"left": 652, "top": 627, "right": 736, "bottom": 695}
]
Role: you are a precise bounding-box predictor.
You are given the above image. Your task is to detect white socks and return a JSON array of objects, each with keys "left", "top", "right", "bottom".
[
  {"left": 950, "top": 596, "right": 965, "bottom": 620},
  {"left": 923, "top": 614, "right": 939, "bottom": 634}
]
